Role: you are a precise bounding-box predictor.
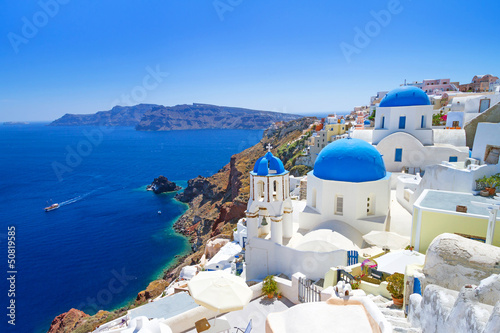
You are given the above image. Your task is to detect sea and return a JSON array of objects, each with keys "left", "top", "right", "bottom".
[{"left": 0, "top": 123, "right": 263, "bottom": 333}]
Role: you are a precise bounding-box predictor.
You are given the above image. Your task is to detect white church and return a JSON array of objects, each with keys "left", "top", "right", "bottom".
[
  {"left": 353, "top": 86, "right": 470, "bottom": 172},
  {"left": 243, "top": 139, "right": 392, "bottom": 281}
]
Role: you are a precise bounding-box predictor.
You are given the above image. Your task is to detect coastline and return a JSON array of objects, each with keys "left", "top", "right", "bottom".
[{"left": 45, "top": 119, "right": 314, "bottom": 332}]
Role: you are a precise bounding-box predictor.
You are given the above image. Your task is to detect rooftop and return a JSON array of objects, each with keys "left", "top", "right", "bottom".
[
  {"left": 184, "top": 296, "right": 294, "bottom": 333},
  {"left": 416, "top": 190, "right": 499, "bottom": 217}
]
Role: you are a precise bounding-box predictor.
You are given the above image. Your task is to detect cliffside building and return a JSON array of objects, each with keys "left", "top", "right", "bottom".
[{"left": 353, "top": 86, "right": 469, "bottom": 172}]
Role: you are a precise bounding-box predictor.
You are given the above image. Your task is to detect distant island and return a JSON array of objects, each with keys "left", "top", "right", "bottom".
[
  {"left": 3, "top": 121, "right": 29, "bottom": 125},
  {"left": 49, "top": 104, "right": 159, "bottom": 127},
  {"left": 49, "top": 103, "right": 301, "bottom": 130}
]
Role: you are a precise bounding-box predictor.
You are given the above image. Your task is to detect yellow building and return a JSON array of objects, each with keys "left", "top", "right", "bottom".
[
  {"left": 411, "top": 189, "right": 500, "bottom": 253},
  {"left": 324, "top": 123, "right": 347, "bottom": 142}
]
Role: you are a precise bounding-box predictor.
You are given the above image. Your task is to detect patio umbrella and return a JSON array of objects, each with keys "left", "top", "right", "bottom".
[
  {"left": 362, "top": 231, "right": 410, "bottom": 250},
  {"left": 188, "top": 271, "right": 252, "bottom": 323}
]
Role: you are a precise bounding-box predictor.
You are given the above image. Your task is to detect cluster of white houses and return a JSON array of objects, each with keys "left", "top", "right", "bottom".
[{"left": 234, "top": 85, "right": 500, "bottom": 282}]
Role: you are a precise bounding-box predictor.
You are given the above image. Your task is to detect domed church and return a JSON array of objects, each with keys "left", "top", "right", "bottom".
[
  {"left": 244, "top": 140, "right": 391, "bottom": 281},
  {"left": 353, "top": 85, "right": 469, "bottom": 172},
  {"left": 299, "top": 138, "right": 391, "bottom": 236}
]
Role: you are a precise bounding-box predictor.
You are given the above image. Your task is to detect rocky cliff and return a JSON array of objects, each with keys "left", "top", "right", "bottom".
[
  {"left": 171, "top": 116, "right": 316, "bottom": 256},
  {"left": 135, "top": 103, "right": 301, "bottom": 131},
  {"left": 50, "top": 104, "right": 159, "bottom": 126},
  {"left": 47, "top": 117, "right": 315, "bottom": 333}
]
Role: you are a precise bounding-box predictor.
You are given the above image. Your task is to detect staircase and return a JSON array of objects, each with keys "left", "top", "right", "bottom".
[{"left": 368, "top": 295, "right": 421, "bottom": 333}]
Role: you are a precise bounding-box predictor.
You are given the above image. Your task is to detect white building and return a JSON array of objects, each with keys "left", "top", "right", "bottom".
[
  {"left": 396, "top": 122, "right": 500, "bottom": 213},
  {"left": 449, "top": 93, "right": 500, "bottom": 124},
  {"left": 300, "top": 138, "right": 391, "bottom": 237},
  {"left": 245, "top": 139, "right": 393, "bottom": 281},
  {"left": 353, "top": 86, "right": 469, "bottom": 172}
]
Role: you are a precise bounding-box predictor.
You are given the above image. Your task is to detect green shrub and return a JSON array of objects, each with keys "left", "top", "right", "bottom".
[
  {"left": 386, "top": 273, "right": 404, "bottom": 299},
  {"left": 262, "top": 275, "right": 278, "bottom": 295}
]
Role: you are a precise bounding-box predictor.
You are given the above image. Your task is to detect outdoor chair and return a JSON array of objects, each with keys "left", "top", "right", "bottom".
[
  {"left": 195, "top": 318, "right": 211, "bottom": 332},
  {"left": 234, "top": 319, "right": 252, "bottom": 333}
]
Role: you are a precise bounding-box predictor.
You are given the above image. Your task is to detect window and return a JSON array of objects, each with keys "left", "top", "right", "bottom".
[
  {"left": 452, "top": 121, "right": 459, "bottom": 127},
  {"left": 381, "top": 116, "right": 385, "bottom": 129},
  {"left": 421, "top": 115, "right": 425, "bottom": 128},
  {"left": 311, "top": 189, "right": 317, "bottom": 208},
  {"left": 395, "top": 148, "right": 403, "bottom": 162},
  {"left": 399, "top": 116, "right": 406, "bottom": 129},
  {"left": 484, "top": 145, "right": 500, "bottom": 164},
  {"left": 367, "top": 195, "right": 375, "bottom": 216},
  {"left": 449, "top": 156, "right": 458, "bottom": 162},
  {"left": 335, "top": 195, "right": 343, "bottom": 215}
]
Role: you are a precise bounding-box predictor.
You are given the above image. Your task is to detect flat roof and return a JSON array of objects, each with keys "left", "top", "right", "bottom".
[
  {"left": 417, "top": 190, "right": 499, "bottom": 217},
  {"left": 129, "top": 292, "right": 198, "bottom": 320}
]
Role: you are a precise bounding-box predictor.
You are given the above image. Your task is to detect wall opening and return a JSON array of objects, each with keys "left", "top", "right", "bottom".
[
  {"left": 367, "top": 194, "right": 375, "bottom": 216},
  {"left": 257, "top": 181, "right": 265, "bottom": 201},
  {"left": 484, "top": 145, "right": 500, "bottom": 164},
  {"left": 335, "top": 195, "right": 343, "bottom": 215}
]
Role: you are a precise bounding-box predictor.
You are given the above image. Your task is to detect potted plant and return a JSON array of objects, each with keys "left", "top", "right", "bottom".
[
  {"left": 262, "top": 275, "right": 278, "bottom": 299},
  {"left": 386, "top": 273, "right": 405, "bottom": 306},
  {"left": 484, "top": 175, "right": 499, "bottom": 196}
]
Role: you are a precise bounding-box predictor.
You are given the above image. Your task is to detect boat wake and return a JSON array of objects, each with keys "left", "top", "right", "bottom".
[{"left": 58, "top": 190, "right": 96, "bottom": 207}]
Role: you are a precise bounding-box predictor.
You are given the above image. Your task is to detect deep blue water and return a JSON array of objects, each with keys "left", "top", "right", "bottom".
[{"left": 0, "top": 124, "right": 262, "bottom": 333}]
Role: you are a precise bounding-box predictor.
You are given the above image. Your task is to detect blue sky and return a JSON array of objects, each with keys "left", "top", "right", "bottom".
[{"left": 0, "top": 0, "right": 499, "bottom": 121}]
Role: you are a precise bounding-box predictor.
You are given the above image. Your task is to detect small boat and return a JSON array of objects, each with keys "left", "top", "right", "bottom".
[
  {"left": 158, "top": 210, "right": 162, "bottom": 215},
  {"left": 45, "top": 203, "right": 59, "bottom": 212}
]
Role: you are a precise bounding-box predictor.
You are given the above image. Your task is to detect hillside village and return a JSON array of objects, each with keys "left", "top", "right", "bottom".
[{"left": 51, "top": 76, "right": 500, "bottom": 333}]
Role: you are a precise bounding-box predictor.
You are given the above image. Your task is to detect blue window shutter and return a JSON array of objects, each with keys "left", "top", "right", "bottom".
[
  {"left": 395, "top": 148, "right": 403, "bottom": 162},
  {"left": 399, "top": 116, "right": 406, "bottom": 129}
]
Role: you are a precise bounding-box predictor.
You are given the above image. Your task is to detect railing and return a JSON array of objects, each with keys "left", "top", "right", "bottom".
[
  {"left": 298, "top": 277, "right": 321, "bottom": 303},
  {"left": 337, "top": 269, "right": 355, "bottom": 285}
]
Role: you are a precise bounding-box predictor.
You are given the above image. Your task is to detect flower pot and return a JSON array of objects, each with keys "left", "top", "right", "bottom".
[
  {"left": 268, "top": 293, "right": 274, "bottom": 299},
  {"left": 480, "top": 190, "right": 490, "bottom": 197},
  {"left": 488, "top": 187, "right": 497, "bottom": 195},
  {"left": 392, "top": 296, "right": 404, "bottom": 307},
  {"left": 392, "top": 296, "right": 404, "bottom": 306}
]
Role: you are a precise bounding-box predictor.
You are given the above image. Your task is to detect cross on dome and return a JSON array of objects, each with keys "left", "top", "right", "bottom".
[{"left": 266, "top": 143, "right": 273, "bottom": 152}]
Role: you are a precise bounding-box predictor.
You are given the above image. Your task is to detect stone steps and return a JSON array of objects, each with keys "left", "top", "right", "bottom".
[{"left": 367, "top": 294, "right": 422, "bottom": 332}]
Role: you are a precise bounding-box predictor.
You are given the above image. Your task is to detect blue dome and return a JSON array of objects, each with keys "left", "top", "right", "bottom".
[
  {"left": 252, "top": 151, "right": 286, "bottom": 176},
  {"left": 379, "top": 86, "right": 430, "bottom": 107},
  {"left": 313, "top": 138, "right": 387, "bottom": 182},
  {"left": 363, "top": 120, "right": 371, "bottom": 125}
]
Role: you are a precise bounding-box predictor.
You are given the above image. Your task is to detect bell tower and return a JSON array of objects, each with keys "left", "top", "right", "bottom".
[{"left": 245, "top": 144, "right": 293, "bottom": 245}]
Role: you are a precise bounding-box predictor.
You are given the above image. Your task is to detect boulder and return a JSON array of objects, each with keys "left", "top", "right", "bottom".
[
  {"left": 48, "top": 308, "right": 89, "bottom": 333},
  {"left": 147, "top": 176, "right": 181, "bottom": 194},
  {"left": 423, "top": 233, "right": 500, "bottom": 291},
  {"left": 135, "top": 279, "right": 169, "bottom": 304},
  {"left": 206, "top": 238, "right": 229, "bottom": 259}
]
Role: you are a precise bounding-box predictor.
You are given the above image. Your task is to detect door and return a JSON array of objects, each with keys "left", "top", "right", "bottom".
[
  {"left": 479, "top": 99, "right": 491, "bottom": 113},
  {"left": 252, "top": 248, "right": 269, "bottom": 278}
]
